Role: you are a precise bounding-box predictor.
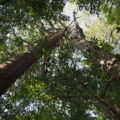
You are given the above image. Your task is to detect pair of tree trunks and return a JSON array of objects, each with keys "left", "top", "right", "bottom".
[{"left": 0, "top": 23, "right": 120, "bottom": 119}]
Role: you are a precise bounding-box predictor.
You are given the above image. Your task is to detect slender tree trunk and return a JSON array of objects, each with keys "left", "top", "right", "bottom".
[{"left": 0, "top": 28, "right": 66, "bottom": 96}]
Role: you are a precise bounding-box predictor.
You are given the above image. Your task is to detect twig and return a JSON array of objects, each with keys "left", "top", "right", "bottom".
[
  {"left": 12, "top": 28, "right": 33, "bottom": 46},
  {"left": 40, "top": 21, "right": 51, "bottom": 36},
  {"left": 48, "top": 21, "right": 56, "bottom": 31}
]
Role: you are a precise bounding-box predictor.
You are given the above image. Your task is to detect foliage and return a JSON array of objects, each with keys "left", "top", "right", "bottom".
[
  {"left": 101, "top": 0, "right": 120, "bottom": 25},
  {"left": 0, "top": 0, "right": 120, "bottom": 120}
]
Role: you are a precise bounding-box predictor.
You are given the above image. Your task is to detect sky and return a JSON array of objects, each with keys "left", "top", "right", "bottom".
[{"left": 63, "top": 1, "right": 97, "bottom": 30}]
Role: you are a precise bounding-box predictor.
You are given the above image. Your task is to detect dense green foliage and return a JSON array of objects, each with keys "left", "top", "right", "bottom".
[{"left": 0, "top": 0, "right": 120, "bottom": 120}]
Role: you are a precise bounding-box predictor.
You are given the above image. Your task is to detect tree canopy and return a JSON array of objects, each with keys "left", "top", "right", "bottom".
[{"left": 0, "top": 0, "right": 120, "bottom": 120}]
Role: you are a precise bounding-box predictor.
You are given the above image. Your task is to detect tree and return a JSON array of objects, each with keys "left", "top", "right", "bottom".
[
  {"left": 0, "top": 28, "right": 66, "bottom": 95},
  {"left": 0, "top": 0, "right": 120, "bottom": 120}
]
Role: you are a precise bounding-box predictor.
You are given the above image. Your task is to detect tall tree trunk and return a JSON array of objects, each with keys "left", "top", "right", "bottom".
[
  {"left": 0, "top": 28, "right": 66, "bottom": 96},
  {"left": 71, "top": 12, "right": 120, "bottom": 82}
]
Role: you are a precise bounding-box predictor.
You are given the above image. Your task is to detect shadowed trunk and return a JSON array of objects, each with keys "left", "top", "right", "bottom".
[
  {"left": 0, "top": 28, "right": 66, "bottom": 96},
  {"left": 57, "top": 95, "right": 120, "bottom": 120}
]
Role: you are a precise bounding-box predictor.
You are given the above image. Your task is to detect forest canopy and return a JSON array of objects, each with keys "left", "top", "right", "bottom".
[{"left": 0, "top": 0, "right": 120, "bottom": 120}]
